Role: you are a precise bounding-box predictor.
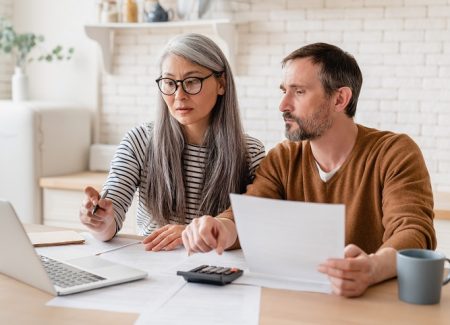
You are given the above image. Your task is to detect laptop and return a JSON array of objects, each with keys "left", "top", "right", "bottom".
[
  {"left": 229, "top": 194, "right": 345, "bottom": 293},
  {"left": 0, "top": 200, "right": 147, "bottom": 295}
]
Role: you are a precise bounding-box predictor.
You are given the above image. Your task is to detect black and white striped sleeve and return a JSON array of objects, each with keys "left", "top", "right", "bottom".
[
  {"left": 245, "top": 135, "right": 265, "bottom": 180},
  {"left": 104, "top": 124, "right": 150, "bottom": 233}
]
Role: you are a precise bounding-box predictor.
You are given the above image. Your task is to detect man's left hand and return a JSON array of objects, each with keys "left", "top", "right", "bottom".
[
  {"left": 142, "top": 224, "right": 186, "bottom": 251},
  {"left": 318, "top": 244, "right": 376, "bottom": 297}
]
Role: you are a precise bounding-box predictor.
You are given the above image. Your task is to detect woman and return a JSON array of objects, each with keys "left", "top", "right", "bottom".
[{"left": 79, "top": 33, "right": 265, "bottom": 251}]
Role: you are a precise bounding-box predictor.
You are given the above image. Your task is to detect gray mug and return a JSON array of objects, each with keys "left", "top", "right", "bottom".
[{"left": 397, "top": 249, "right": 450, "bottom": 305}]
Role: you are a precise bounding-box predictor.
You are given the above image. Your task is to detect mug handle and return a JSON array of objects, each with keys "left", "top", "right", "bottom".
[{"left": 444, "top": 258, "right": 450, "bottom": 285}]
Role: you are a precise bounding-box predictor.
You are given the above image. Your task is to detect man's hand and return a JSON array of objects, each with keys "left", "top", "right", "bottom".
[
  {"left": 318, "top": 244, "right": 397, "bottom": 297},
  {"left": 181, "top": 215, "right": 237, "bottom": 255},
  {"left": 143, "top": 224, "right": 185, "bottom": 251},
  {"left": 79, "top": 186, "right": 116, "bottom": 241},
  {"left": 318, "top": 244, "right": 376, "bottom": 297}
]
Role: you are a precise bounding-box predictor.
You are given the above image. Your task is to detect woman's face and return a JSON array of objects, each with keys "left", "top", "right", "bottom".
[{"left": 160, "top": 54, "right": 225, "bottom": 134}]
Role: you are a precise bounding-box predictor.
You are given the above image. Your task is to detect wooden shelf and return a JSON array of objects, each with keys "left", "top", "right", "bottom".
[
  {"left": 84, "top": 19, "right": 236, "bottom": 74},
  {"left": 39, "top": 171, "right": 108, "bottom": 191}
]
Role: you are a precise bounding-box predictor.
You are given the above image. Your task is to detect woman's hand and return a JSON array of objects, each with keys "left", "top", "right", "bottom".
[
  {"left": 79, "top": 186, "right": 116, "bottom": 241},
  {"left": 143, "top": 224, "right": 186, "bottom": 251},
  {"left": 181, "top": 215, "right": 237, "bottom": 255}
]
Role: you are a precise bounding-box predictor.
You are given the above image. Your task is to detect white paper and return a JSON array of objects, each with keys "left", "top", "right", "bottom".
[
  {"left": 99, "top": 244, "right": 189, "bottom": 276},
  {"left": 43, "top": 232, "right": 184, "bottom": 313},
  {"left": 136, "top": 283, "right": 261, "bottom": 325},
  {"left": 47, "top": 275, "right": 185, "bottom": 314},
  {"left": 229, "top": 194, "right": 345, "bottom": 293},
  {"left": 171, "top": 250, "right": 248, "bottom": 274},
  {"left": 44, "top": 242, "right": 258, "bottom": 315}
]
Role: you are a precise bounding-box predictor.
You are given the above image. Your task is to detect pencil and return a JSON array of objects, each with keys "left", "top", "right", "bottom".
[{"left": 95, "top": 241, "right": 142, "bottom": 256}]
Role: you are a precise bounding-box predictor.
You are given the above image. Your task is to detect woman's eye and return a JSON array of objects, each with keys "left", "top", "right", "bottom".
[{"left": 185, "top": 79, "right": 200, "bottom": 86}]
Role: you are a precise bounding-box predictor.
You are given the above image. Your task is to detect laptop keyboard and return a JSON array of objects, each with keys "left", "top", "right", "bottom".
[{"left": 40, "top": 255, "right": 106, "bottom": 288}]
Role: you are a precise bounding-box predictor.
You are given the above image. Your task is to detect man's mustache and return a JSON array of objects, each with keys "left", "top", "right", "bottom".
[{"left": 283, "top": 112, "right": 294, "bottom": 120}]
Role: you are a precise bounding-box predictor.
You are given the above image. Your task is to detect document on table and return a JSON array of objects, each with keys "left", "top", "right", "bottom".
[
  {"left": 229, "top": 194, "right": 345, "bottom": 293},
  {"left": 136, "top": 283, "right": 261, "bottom": 325},
  {"left": 47, "top": 275, "right": 186, "bottom": 314},
  {"left": 42, "top": 233, "right": 185, "bottom": 313},
  {"left": 43, "top": 238, "right": 258, "bottom": 315}
]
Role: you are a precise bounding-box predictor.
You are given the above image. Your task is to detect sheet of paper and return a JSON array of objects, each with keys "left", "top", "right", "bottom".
[
  {"left": 229, "top": 194, "right": 345, "bottom": 293},
  {"left": 136, "top": 283, "right": 261, "bottom": 325},
  {"left": 170, "top": 249, "right": 248, "bottom": 274},
  {"left": 47, "top": 275, "right": 185, "bottom": 314},
  {"left": 43, "top": 235, "right": 186, "bottom": 313},
  {"left": 99, "top": 244, "right": 189, "bottom": 276}
]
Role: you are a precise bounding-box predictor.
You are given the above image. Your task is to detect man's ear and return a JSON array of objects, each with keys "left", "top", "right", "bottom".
[{"left": 334, "top": 87, "right": 352, "bottom": 113}]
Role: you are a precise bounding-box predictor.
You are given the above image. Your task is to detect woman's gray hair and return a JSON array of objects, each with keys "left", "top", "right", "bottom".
[{"left": 146, "top": 33, "right": 249, "bottom": 226}]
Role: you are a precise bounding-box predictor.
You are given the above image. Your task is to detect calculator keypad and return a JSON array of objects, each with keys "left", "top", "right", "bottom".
[{"left": 177, "top": 264, "right": 243, "bottom": 285}]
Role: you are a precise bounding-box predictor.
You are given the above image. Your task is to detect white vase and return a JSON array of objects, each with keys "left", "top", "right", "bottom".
[{"left": 12, "top": 66, "right": 28, "bottom": 102}]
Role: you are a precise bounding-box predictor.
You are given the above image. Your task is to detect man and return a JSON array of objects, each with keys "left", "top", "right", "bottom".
[{"left": 181, "top": 43, "right": 436, "bottom": 297}]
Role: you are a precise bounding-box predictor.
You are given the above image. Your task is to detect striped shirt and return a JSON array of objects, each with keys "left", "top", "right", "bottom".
[{"left": 104, "top": 123, "right": 265, "bottom": 236}]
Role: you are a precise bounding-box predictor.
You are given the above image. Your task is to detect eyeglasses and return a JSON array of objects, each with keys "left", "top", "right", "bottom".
[{"left": 155, "top": 72, "right": 222, "bottom": 96}]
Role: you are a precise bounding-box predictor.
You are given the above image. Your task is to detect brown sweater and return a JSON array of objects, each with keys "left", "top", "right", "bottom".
[{"left": 220, "top": 124, "right": 436, "bottom": 253}]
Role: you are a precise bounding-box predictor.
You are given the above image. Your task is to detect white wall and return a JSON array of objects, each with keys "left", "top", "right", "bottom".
[
  {"left": 0, "top": 0, "right": 13, "bottom": 99},
  {"left": 3, "top": 0, "right": 450, "bottom": 192},
  {"left": 99, "top": 0, "right": 450, "bottom": 192},
  {"left": 12, "top": 0, "right": 98, "bottom": 110}
]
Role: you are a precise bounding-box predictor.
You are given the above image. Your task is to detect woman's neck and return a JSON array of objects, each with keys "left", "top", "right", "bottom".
[{"left": 182, "top": 123, "right": 208, "bottom": 145}]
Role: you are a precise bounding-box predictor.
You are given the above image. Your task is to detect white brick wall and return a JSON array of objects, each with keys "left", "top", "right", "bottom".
[
  {"left": 0, "top": 0, "right": 13, "bottom": 99},
  {"left": 97, "top": 0, "right": 450, "bottom": 191}
]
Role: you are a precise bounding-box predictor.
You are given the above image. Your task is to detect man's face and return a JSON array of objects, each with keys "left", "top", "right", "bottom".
[{"left": 279, "top": 58, "right": 334, "bottom": 141}]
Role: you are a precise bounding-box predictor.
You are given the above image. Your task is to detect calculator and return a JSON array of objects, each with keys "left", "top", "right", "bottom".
[{"left": 177, "top": 265, "right": 243, "bottom": 286}]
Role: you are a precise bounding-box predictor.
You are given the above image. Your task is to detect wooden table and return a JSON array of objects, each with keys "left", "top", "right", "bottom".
[{"left": 1, "top": 225, "right": 450, "bottom": 324}]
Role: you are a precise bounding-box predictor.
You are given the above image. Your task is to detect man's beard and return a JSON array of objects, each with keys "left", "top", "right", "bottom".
[{"left": 283, "top": 103, "right": 333, "bottom": 141}]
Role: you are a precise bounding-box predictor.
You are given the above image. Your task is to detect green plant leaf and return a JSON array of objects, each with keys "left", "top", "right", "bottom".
[{"left": 0, "top": 17, "right": 74, "bottom": 66}]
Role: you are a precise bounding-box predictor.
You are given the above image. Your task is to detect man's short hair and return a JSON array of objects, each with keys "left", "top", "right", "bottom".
[{"left": 282, "top": 43, "right": 363, "bottom": 118}]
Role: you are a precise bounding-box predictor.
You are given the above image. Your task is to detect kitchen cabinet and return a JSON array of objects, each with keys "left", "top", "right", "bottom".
[
  {"left": 0, "top": 101, "right": 91, "bottom": 224},
  {"left": 39, "top": 171, "right": 138, "bottom": 235}
]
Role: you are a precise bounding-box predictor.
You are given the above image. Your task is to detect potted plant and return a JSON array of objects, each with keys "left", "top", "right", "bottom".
[{"left": 0, "top": 17, "right": 74, "bottom": 101}]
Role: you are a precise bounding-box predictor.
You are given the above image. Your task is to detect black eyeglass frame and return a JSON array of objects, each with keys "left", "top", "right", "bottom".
[{"left": 155, "top": 71, "right": 224, "bottom": 96}]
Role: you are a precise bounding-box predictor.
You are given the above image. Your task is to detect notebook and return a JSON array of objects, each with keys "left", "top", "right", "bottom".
[
  {"left": 0, "top": 200, "right": 147, "bottom": 295},
  {"left": 28, "top": 230, "right": 85, "bottom": 247},
  {"left": 229, "top": 194, "right": 345, "bottom": 293}
]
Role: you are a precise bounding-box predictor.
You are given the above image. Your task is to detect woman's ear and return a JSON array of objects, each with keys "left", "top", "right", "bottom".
[{"left": 217, "top": 73, "right": 226, "bottom": 95}]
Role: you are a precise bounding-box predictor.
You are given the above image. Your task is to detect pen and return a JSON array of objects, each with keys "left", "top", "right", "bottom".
[
  {"left": 95, "top": 241, "right": 142, "bottom": 256},
  {"left": 92, "top": 189, "right": 109, "bottom": 215}
]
